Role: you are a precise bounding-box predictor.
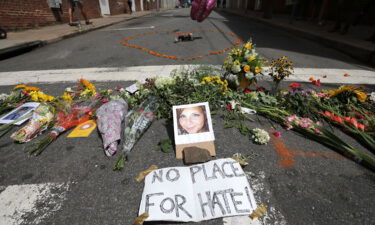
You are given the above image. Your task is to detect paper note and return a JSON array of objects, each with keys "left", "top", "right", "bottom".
[{"left": 138, "top": 158, "right": 257, "bottom": 222}]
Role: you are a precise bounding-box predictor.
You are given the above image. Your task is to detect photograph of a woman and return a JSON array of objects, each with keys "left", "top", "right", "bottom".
[
  {"left": 173, "top": 102, "right": 215, "bottom": 147},
  {"left": 176, "top": 106, "right": 209, "bottom": 135}
]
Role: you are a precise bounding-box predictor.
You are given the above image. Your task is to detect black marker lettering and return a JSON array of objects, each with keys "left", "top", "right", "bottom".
[
  {"left": 166, "top": 168, "right": 180, "bottom": 182},
  {"left": 190, "top": 165, "right": 202, "bottom": 184},
  {"left": 230, "top": 162, "right": 245, "bottom": 177},
  {"left": 151, "top": 170, "right": 163, "bottom": 183},
  {"left": 175, "top": 194, "right": 193, "bottom": 218},
  {"left": 145, "top": 192, "right": 163, "bottom": 212},
  {"left": 230, "top": 191, "right": 250, "bottom": 213},
  {"left": 212, "top": 162, "right": 225, "bottom": 179},
  {"left": 160, "top": 197, "right": 175, "bottom": 214},
  {"left": 221, "top": 162, "right": 234, "bottom": 177}
]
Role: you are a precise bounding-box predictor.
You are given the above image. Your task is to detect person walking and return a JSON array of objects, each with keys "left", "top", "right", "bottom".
[
  {"left": 128, "top": 0, "right": 133, "bottom": 14},
  {"left": 68, "top": 0, "right": 92, "bottom": 26}
]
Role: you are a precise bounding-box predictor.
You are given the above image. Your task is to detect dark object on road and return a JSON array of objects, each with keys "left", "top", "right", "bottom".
[
  {"left": 174, "top": 33, "right": 194, "bottom": 42},
  {"left": 183, "top": 146, "right": 211, "bottom": 164},
  {"left": 0, "top": 28, "right": 7, "bottom": 39}
]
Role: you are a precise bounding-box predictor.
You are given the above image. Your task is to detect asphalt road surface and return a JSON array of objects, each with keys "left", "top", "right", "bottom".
[{"left": 0, "top": 8, "right": 374, "bottom": 225}]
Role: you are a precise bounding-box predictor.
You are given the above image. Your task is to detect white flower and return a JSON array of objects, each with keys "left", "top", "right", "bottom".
[
  {"left": 251, "top": 128, "right": 270, "bottom": 145},
  {"left": 227, "top": 74, "right": 237, "bottom": 82},
  {"left": 110, "top": 95, "right": 122, "bottom": 100},
  {"left": 231, "top": 65, "right": 241, "bottom": 73},
  {"left": 245, "top": 72, "right": 255, "bottom": 80},
  {"left": 65, "top": 87, "right": 73, "bottom": 93},
  {"left": 229, "top": 100, "right": 238, "bottom": 109},
  {"left": 369, "top": 92, "right": 375, "bottom": 102},
  {"left": 0, "top": 93, "right": 9, "bottom": 101},
  {"left": 154, "top": 76, "right": 175, "bottom": 89}
]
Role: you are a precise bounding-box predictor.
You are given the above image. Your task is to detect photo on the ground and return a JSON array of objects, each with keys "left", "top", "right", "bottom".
[
  {"left": 173, "top": 102, "right": 215, "bottom": 145},
  {"left": 0, "top": 102, "right": 40, "bottom": 125}
]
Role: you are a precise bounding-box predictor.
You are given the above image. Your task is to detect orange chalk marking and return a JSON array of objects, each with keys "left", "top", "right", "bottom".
[
  {"left": 271, "top": 136, "right": 343, "bottom": 168},
  {"left": 119, "top": 29, "right": 239, "bottom": 61}
]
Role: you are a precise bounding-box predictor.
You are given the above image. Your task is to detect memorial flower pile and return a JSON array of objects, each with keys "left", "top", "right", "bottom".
[{"left": 0, "top": 39, "right": 374, "bottom": 173}]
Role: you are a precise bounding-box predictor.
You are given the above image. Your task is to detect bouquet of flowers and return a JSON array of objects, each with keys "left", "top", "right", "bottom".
[
  {"left": 11, "top": 104, "right": 54, "bottom": 143},
  {"left": 28, "top": 102, "right": 95, "bottom": 156},
  {"left": 268, "top": 56, "right": 294, "bottom": 93},
  {"left": 96, "top": 99, "right": 128, "bottom": 157},
  {"left": 223, "top": 41, "right": 265, "bottom": 89},
  {"left": 113, "top": 97, "right": 159, "bottom": 171}
]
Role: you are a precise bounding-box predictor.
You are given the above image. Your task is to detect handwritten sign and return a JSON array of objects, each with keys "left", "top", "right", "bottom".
[{"left": 138, "top": 158, "right": 257, "bottom": 222}]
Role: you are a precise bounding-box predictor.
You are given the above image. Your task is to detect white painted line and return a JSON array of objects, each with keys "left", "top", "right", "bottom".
[
  {"left": 0, "top": 65, "right": 374, "bottom": 86},
  {"left": 0, "top": 182, "right": 69, "bottom": 225},
  {"left": 104, "top": 25, "right": 155, "bottom": 31}
]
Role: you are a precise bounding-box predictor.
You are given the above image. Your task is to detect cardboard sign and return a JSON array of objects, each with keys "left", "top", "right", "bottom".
[
  {"left": 0, "top": 102, "right": 40, "bottom": 125},
  {"left": 138, "top": 158, "right": 257, "bottom": 222},
  {"left": 67, "top": 120, "right": 96, "bottom": 137},
  {"left": 172, "top": 102, "right": 215, "bottom": 158}
]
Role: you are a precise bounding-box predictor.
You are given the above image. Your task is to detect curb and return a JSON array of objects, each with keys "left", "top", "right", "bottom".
[
  {"left": 0, "top": 11, "right": 157, "bottom": 61},
  {"left": 216, "top": 9, "right": 375, "bottom": 67}
]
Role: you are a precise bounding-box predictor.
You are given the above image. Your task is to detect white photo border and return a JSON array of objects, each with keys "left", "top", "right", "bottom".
[
  {"left": 0, "top": 102, "right": 40, "bottom": 125},
  {"left": 173, "top": 102, "right": 215, "bottom": 145}
]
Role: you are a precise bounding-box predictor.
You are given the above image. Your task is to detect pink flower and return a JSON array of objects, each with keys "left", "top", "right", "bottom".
[
  {"left": 101, "top": 99, "right": 109, "bottom": 103},
  {"left": 272, "top": 131, "right": 282, "bottom": 138},
  {"left": 286, "top": 115, "right": 298, "bottom": 123},
  {"left": 226, "top": 104, "right": 232, "bottom": 110},
  {"left": 316, "top": 121, "right": 323, "bottom": 126},
  {"left": 116, "top": 86, "right": 122, "bottom": 91},
  {"left": 313, "top": 128, "right": 322, "bottom": 134}
]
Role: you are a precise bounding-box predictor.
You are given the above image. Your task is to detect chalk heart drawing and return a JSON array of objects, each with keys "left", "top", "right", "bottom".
[{"left": 119, "top": 30, "right": 243, "bottom": 61}]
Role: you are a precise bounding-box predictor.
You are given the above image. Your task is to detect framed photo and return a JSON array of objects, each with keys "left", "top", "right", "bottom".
[
  {"left": 0, "top": 102, "right": 40, "bottom": 125},
  {"left": 172, "top": 102, "right": 215, "bottom": 145}
]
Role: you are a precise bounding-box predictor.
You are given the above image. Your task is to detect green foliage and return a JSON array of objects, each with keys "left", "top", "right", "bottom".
[{"left": 155, "top": 138, "right": 173, "bottom": 153}]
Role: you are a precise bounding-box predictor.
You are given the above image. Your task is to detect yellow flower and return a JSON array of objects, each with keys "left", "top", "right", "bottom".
[
  {"left": 243, "top": 65, "right": 250, "bottom": 72},
  {"left": 24, "top": 86, "right": 41, "bottom": 92},
  {"left": 354, "top": 90, "right": 367, "bottom": 102},
  {"left": 30, "top": 91, "right": 39, "bottom": 102},
  {"left": 14, "top": 84, "right": 26, "bottom": 90},
  {"left": 80, "top": 79, "right": 96, "bottom": 91},
  {"left": 247, "top": 55, "right": 256, "bottom": 62},
  {"left": 244, "top": 42, "right": 252, "bottom": 50},
  {"left": 255, "top": 66, "right": 261, "bottom": 74},
  {"left": 62, "top": 92, "right": 73, "bottom": 102}
]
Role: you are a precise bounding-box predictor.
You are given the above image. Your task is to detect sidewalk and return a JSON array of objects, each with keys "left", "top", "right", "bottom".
[
  {"left": 0, "top": 11, "right": 155, "bottom": 60},
  {"left": 216, "top": 8, "right": 375, "bottom": 67}
]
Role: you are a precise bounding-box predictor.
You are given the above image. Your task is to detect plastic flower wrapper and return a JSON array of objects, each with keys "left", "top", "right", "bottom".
[
  {"left": 10, "top": 104, "right": 54, "bottom": 143},
  {"left": 113, "top": 97, "right": 159, "bottom": 171},
  {"left": 27, "top": 101, "right": 97, "bottom": 156},
  {"left": 96, "top": 99, "right": 128, "bottom": 157}
]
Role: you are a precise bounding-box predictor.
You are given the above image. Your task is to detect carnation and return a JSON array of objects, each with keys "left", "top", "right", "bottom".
[{"left": 251, "top": 128, "right": 270, "bottom": 145}]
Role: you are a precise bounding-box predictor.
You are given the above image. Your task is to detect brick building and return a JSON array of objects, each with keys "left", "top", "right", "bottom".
[{"left": 0, "top": 0, "right": 159, "bottom": 31}]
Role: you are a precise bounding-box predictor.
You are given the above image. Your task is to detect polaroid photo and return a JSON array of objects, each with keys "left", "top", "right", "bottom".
[
  {"left": 172, "top": 102, "right": 215, "bottom": 145},
  {"left": 0, "top": 102, "right": 40, "bottom": 125}
]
